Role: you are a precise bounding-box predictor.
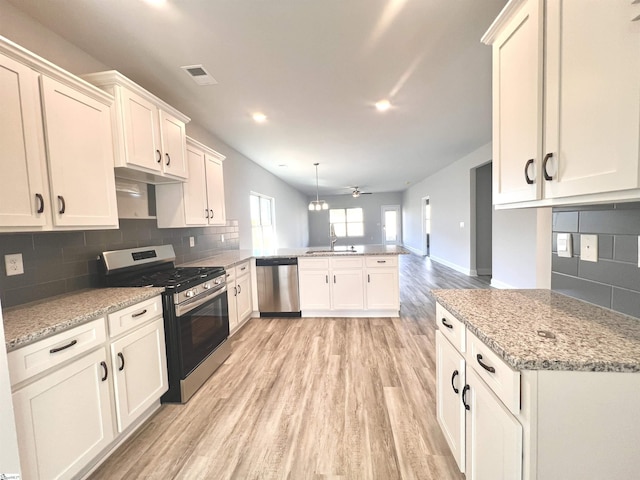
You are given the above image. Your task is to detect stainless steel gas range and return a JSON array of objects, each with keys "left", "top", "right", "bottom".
[{"left": 99, "top": 245, "right": 230, "bottom": 403}]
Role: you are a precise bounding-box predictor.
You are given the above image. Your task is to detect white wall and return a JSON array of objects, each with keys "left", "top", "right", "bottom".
[
  {"left": 0, "top": 0, "right": 309, "bottom": 250},
  {"left": 492, "top": 207, "right": 551, "bottom": 289},
  {"left": 402, "top": 143, "right": 492, "bottom": 274},
  {"left": 0, "top": 303, "right": 21, "bottom": 476},
  {"left": 307, "top": 192, "right": 403, "bottom": 247}
]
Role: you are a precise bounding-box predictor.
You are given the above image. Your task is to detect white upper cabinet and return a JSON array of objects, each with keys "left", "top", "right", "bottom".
[
  {"left": 82, "top": 70, "right": 190, "bottom": 183},
  {"left": 484, "top": 0, "right": 640, "bottom": 207},
  {"left": 155, "top": 137, "right": 226, "bottom": 228},
  {"left": 0, "top": 37, "right": 118, "bottom": 231},
  {"left": 0, "top": 52, "right": 47, "bottom": 227}
]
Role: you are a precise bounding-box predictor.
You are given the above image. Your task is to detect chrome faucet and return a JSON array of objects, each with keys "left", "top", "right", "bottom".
[{"left": 330, "top": 223, "right": 337, "bottom": 251}]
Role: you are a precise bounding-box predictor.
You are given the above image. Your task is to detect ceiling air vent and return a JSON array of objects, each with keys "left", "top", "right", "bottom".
[{"left": 180, "top": 64, "right": 218, "bottom": 86}]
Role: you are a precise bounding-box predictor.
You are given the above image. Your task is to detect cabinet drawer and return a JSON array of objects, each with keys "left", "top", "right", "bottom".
[
  {"left": 235, "top": 260, "right": 251, "bottom": 277},
  {"left": 108, "top": 295, "right": 162, "bottom": 338},
  {"left": 330, "top": 257, "right": 363, "bottom": 269},
  {"left": 365, "top": 256, "right": 398, "bottom": 268},
  {"left": 8, "top": 317, "right": 106, "bottom": 386},
  {"left": 467, "top": 330, "right": 520, "bottom": 415},
  {"left": 299, "top": 257, "right": 330, "bottom": 270},
  {"left": 436, "top": 303, "right": 466, "bottom": 353}
]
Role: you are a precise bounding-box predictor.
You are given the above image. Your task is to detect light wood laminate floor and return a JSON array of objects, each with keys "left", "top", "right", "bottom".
[{"left": 90, "top": 254, "right": 490, "bottom": 480}]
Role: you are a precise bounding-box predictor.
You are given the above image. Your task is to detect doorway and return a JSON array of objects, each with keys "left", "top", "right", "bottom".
[
  {"left": 381, "top": 205, "right": 401, "bottom": 246},
  {"left": 474, "top": 163, "right": 492, "bottom": 276},
  {"left": 421, "top": 197, "right": 431, "bottom": 256}
]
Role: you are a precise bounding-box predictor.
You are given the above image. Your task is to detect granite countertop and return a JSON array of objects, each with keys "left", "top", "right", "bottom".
[
  {"left": 180, "top": 245, "right": 409, "bottom": 269},
  {"left": 3, "top": 287, "right": 165, "bottom": 352},
  {"left": 431, "top": 289, "right": 640, "bottom": 373}
]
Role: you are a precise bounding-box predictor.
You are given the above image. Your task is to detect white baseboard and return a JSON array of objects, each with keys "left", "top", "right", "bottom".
[
  {"left": 491, "top": 278, "right": 516, "bottom": 289},
  {"left": 430, "top": 256, "right": 473, "bottom": 276},
  {"left": 403, "top": 244, "right": 424, "bottom": 255}
]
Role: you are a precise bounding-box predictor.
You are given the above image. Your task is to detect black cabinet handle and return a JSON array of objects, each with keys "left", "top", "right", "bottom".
[
  {"left": 57, "top": 195, "right": 66, "bottom": 214},
  {"left": 205, "top": 209, "right": 210, "bottom": 219},
  {"left": 131, "top": 309, "right": 147, "bottom": 318},
  {"left": 210, "top": 209, "right": 214, "bottom": 218},
  {"left": 325, "top": 275, "right": 328, "bottom": 284},
  {"left": 376, "top": 260, "right": 386, "bottom": 264},
  {"left": 49, "top": 339, "right": 77, "bottom": 354},
  {"left": 441, "top": 318, "right": 454, "bottom": 329},
  {"left": 100, "top": 361, "right": 108, "bottom": 381},
  {"left": 118, "top": 352, "right": 125, "bottom": 371},
  {"left": 156, "top": 149, "right": 162, "bottom": 163},
  {"left": 165, "top": 153, "right": 171, "bottom": 166},
  {"left": 240, "top": 266, "right": 246, "bottom": 271},
  {"left": 524, "top": 158, "right": 534, "bottom": 185},
  {"left": 476, "top": 354, "right": 496, "bottom": 373},
  {"left": 542, "top": 152, "right": 554, "bottom": 181},
  {"left": 462, "top": 384, "right": 470, "bottom": 411},
  {"left": 451, "top": 370, "right": 459, "bottom": 394},
  {"left": 237, "top": 284, "right": 242, "bottom": 294},
  {"left": 367, "top": 274, "right": 371, "bottom": 283},
  {"left": 234, "top": 286, "right": 238, "bottom": 297},
  {"left": 35, "top": 193, "right": 44, "bottom": 213}
]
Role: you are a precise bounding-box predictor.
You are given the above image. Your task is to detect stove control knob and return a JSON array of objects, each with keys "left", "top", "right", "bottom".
[
  {"left": 214, "top": 278, "right": 222, "bottom": 285},
  {"left": 185, "top": 289, "right": 196, "bottom": 298},
  {"left": 203, "top": 283, "right": 212, "bottom": 290}
]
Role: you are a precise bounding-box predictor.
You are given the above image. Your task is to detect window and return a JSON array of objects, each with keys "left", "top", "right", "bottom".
[
  {"left": 329, "top": 208, "right": 364, "bottom": 237},
  {"left": 250, "top": 193, "right": 276, "bottom": 250}
]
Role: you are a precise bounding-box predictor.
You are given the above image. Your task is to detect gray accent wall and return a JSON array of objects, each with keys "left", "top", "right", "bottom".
[
  {"left": 307, "top": 192, "right": 403, "bottom": 247},
  {"left": 474, "top": 162, "right": 492, "bottom": 275},
  {"left": 551, "top": 203, "right": 640, "bottom": 319}
]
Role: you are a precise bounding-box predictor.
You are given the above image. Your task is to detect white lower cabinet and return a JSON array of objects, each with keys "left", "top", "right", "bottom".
[
  {"left": 299, "top": 269, "right": 331, "bottom": 310},
  {"left": 331, "top": 268, "right": 364, "bottom": 310},
  {"left": 110, "top": 317, "right": 168, "bottom": 433},
  {"left": 9, "top": 295, "right": 168, "bottom": 479},
  {"left": 12, "top": 348, "right": 115, "bottom": 480},
  {"left": 227, "top": 261, "right": 253, "bottom": 333},
  {"left": 465, "top": 368, "right": 523, "bottom": 480}
]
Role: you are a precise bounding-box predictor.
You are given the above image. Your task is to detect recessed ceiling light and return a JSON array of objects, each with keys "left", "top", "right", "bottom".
[
  {"left": 375, "top": 99, "right": 391, "bottom": 112},
  {"left": 252, "top": 112, "right": 267, "bottom": 123},
  {"left": 142, "top": 0, "right": 167, "bottom": 7}
]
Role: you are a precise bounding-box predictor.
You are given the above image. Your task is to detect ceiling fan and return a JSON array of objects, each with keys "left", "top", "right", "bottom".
[{"left": 350, "top": 186, "right": 372, "bottom": 198}]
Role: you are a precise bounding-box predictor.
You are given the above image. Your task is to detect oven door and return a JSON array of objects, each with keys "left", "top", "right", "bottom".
[{"left": 175, "top": 286, "right": 229, "bottom": 379}]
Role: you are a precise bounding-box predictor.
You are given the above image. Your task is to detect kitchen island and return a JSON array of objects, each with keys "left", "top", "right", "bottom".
[{"left": 431, "top": 288, "right": 640, "bottom": 480}]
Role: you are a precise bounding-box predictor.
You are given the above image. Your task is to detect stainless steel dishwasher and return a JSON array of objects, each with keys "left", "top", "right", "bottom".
[{"left": 255, "top": 257, "right": 301, "bottom": 317}]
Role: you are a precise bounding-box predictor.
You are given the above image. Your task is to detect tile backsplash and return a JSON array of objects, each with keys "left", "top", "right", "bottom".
[
  {"left": 0, "top": 219, "right": 239, "bottom": 308},
  {"left": 551, "top": 203, "right": 640, "bottom": 319}
]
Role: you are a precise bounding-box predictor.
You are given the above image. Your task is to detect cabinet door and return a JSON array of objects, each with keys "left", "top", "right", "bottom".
[
  {"left": 299, "top": 270, "right": 331, "bottom": 310},
  {"left": 466, "top": 368, "right": 522, "bottom": 480},
  {"left": 331, "top": 269, "right": 364, "bottom": 310},
  {"left": 205, "top": 153, "right": 226, "bottom": 225},
  {"left": 491, "top": 0, "right": 544, "bottom": 204},
  {"left": 228, "top": 279, "right": 239, "bottom": 332},
  {"left": 183, "top": 144, "right": 208, "bottom": 225},
  {"left": 236, "top": 274, "right": 253, "bottom": 324},
  {"left": 40, "top": 76, "right": 118, "bottom": 227},
  {"left": 120, "top": 87, "right": 162, "bottom": 173},
  {"left": 542, "top": 1, "right": 640, "bottom": 198},
  {"left": 436, "top": 332, "right": 466, "bottom": 473},
  {"left": 365, "top": 268, "right": 399, "bottom": 310},
  {"left": 110, "top": 318, "right": 168, "bottom": 433},
  {"left": 159, "top": 110, "right": 188, "bottom": 180},
  {"left": 12, "top": 348, "right": 114, "bottom": 480},
  {"left": 0, "top": 53, "right": 47, "bottom": 227}
]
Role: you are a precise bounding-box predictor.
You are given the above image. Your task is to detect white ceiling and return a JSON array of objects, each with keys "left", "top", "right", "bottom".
[{"left": 8, "top": 0, "right": 506, "bottom": 196}]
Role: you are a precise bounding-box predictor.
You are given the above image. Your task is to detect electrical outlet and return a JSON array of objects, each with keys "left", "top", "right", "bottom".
[
  {"left": 5, "top": 253, "right": 24, "bottom": 276},
  {"left": 189, "top": 236, "right": 195, "bottom": 247},
  {"left": 221, "top": 234, "right": 225, "bottom": 243},
  {"left": 580, "top": 234, "right": 598, "bottom": 262}
]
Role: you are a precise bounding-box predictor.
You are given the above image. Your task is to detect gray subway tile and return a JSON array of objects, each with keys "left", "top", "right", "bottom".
[
  {"left": 552, "top": 212, "right": 579, "bottom": 232},
  {"left": 0, "top": 234, "right": 34, "bottom": 254},
  {"left": 578, "top": 259, "right": 640, "bottom": 292},
  {"left": 611, "top": 287, "right": 640, "bottom": 319},
  {"left": 551, "top": 273, "right": 612, "bottom": 308},
  {"left": 598, "top": 235, "right": 613, "bottom": 260},
  {"left": 579, "top": 209, "right": 640, "bottom": 235},
  {"left": 552, "top": 254, "right": 579, "bottom": 276},
  {"left": 614, "top": 235, "right": 639, "bottom": 264},
  {"left": 33, "top": 231, "right": 85, "bottom": 249}
]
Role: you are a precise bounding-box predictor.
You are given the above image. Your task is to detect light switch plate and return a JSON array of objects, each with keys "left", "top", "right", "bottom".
[
  {"left": 5, "top": 253, "right": 24, "bottom": 276},
  {"left": 580, "top": 234, "right": 598, "bottom": 262},
  {"left": 557, "top": 233, "right": 573, "bottom": 258}
]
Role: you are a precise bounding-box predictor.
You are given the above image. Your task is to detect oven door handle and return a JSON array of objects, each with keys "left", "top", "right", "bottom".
[{"left": 176, "top": 285, "right": 227, "bottom": 317}]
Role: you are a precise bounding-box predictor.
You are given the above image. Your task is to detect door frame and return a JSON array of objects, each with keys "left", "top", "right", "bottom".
[
  {"left": 421, "top": 196, "right": 430, "bottom": 256},
  {"left": 381, "top": 205, "right": 401, "bottom": 246}
]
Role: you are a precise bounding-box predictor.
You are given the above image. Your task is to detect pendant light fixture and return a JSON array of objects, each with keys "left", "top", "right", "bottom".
[{"left": 308, "top": 163, "right": 329, "bottom": 211}]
